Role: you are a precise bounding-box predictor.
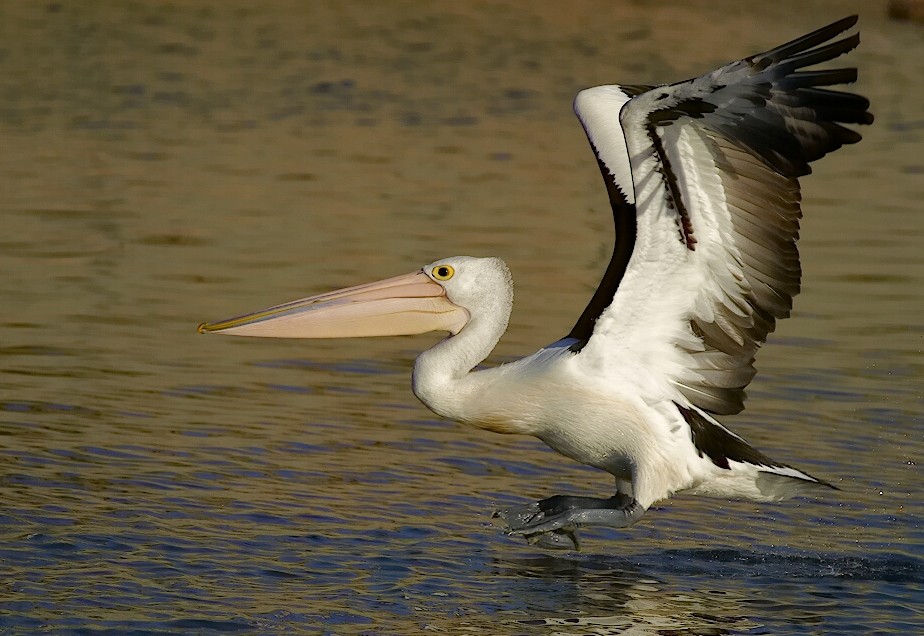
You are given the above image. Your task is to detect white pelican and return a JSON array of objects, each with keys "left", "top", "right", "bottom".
[{"left": 199, "top": 16, "right": 872, "bottom": 549}]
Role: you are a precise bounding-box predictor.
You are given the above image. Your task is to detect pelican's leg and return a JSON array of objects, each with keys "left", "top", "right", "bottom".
[{"left": 495, "top": 493, "right": 645, "bottom": 549}]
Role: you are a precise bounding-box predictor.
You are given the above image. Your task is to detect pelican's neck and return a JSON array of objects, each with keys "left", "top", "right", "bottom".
[{"left": 412, "top": 285, "right": 512, "bottom": 422}]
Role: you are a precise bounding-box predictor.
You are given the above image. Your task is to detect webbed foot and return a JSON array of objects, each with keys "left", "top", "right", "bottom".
[{"left": 495, "top": 493, "right": 644, "bottom": 549}]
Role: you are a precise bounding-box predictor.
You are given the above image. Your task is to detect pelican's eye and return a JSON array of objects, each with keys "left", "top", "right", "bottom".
[{"left": 431, "top": 264, "right": 455, "bottom": 281}]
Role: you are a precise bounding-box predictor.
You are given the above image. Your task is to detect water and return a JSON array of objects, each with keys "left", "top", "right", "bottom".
[{"left": 1, "top": 1, "right": 922, "bottom": 633}]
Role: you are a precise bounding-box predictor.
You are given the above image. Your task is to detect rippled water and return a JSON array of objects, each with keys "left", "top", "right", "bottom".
[{"left": 2, "top": 1, "right": 922, "bottom": 633}]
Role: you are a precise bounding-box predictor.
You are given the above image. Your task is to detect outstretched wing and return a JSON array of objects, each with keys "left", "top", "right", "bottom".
[{"left": 567, "top": 16, "right": 873, "bottom": 414}]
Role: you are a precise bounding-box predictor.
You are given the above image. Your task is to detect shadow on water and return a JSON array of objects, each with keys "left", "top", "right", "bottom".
[
  {"left": 491, "top": 549, "right": 924, "bottom": 633},
  {"left": 500, "top": 547, "right": 924, "bottom": 584}
]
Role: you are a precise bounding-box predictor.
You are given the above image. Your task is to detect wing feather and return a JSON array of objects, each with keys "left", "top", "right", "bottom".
[{"left": 570, "top": 16, "right": 872, "bottom": 414}]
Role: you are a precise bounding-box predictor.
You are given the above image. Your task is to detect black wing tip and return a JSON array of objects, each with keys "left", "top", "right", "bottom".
[
  {"left": 753, "top": 17, "right": 873, "bottom": 164},
  {"left": 757, "top": 15, "right": 860, "bottom": 64},
  {"left": 743, "top": 16, "right": 872, "bottom": 141},
  {"left": 832, "top": 14, "right": 860, "bottom": 31},
  {"left": 839, "top": 14, "right": 860, "bottom": 29},
  {"left": 797, "top": 87, "right": 875, "bottom": 127}
]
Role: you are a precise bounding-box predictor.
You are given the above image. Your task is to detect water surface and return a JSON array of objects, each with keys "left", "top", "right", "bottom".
[{"left": 1, "top": 1, "right": 922, "bottom": 633}]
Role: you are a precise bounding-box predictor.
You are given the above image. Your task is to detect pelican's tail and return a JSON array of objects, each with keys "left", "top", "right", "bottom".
[
  {"left": 677, "top": 404, "right": 837, "bottom": 502},
  {"left": 753, "top": 464, "right": 837, "bottom": 500}
]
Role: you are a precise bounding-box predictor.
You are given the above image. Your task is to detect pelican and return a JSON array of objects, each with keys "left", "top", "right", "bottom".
[{"left": 199, "top": 16, "right": 872, "bottom": 549}]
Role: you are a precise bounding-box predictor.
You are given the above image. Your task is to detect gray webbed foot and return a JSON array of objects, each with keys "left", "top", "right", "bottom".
[{"left": 495, "top": 493, "right": 644, "bottom": 549}]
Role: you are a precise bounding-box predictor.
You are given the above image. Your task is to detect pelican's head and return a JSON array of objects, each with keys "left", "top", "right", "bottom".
[{"left": 197, "top": 256, "right": 511, "bottom": 339}]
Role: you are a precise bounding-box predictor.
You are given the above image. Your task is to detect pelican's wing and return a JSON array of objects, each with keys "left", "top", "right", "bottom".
[{"left": 567, "top": 16, "right": 872, "bottom": 414}]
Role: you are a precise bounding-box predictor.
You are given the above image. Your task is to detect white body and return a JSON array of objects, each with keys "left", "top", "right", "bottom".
[{"left": 409, "top": 257, "right": 813, "bottom": 511}]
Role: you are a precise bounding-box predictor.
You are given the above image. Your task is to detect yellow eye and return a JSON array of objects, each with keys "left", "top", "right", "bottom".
[{"left": 431, "top": 264, "right": 454, "bottom": 281}]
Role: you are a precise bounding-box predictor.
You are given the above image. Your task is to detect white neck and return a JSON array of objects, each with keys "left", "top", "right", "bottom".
[{"left": 411, "top": 284, "right": 512, "bottom": 423}]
